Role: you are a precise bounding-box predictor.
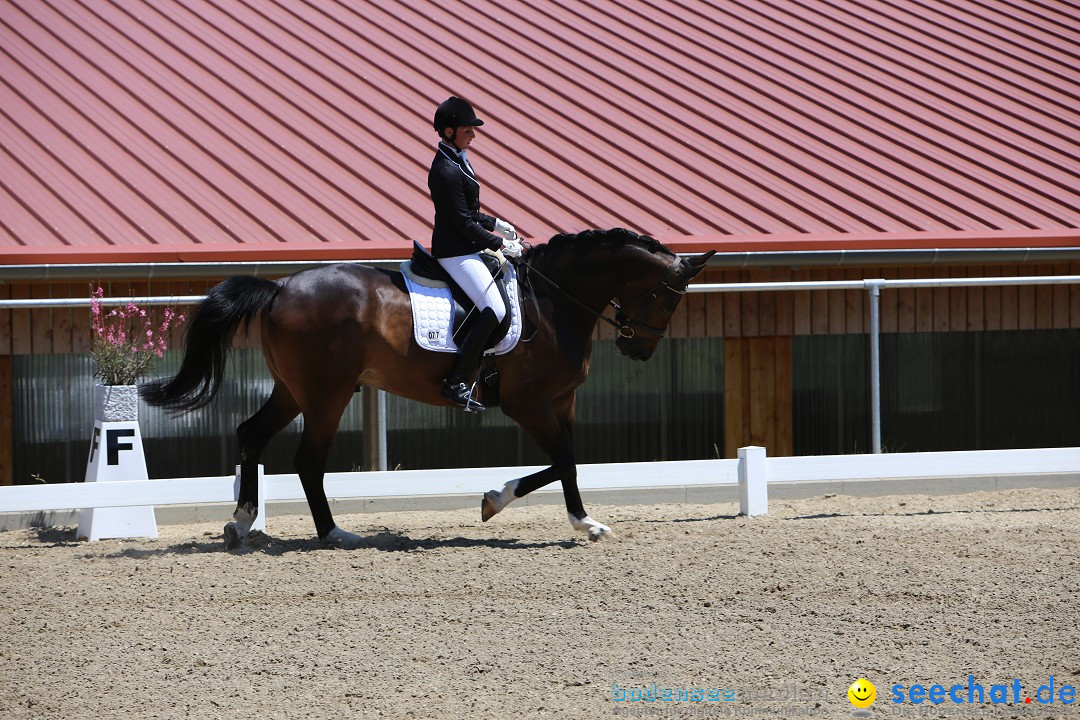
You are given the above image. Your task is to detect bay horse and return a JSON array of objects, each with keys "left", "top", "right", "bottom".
[{"left": 140, "top": 228, "right": 714, "bottom": 549}]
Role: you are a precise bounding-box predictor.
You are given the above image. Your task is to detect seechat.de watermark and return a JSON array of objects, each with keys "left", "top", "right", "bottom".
[{"left": 890, "top": 676, "right": 1075, "bottom": 707}]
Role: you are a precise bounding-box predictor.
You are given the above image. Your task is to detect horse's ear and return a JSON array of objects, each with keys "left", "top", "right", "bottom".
[{"left": 681, "top": 250, "right": 715, "bottom": 277}]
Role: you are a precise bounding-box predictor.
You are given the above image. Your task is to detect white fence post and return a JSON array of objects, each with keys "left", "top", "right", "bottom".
[{"left": 738, "top": 445, "right": 768, "bottom": 516}]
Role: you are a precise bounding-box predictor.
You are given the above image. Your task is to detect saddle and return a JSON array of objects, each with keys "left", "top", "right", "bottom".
[{"left": 401, "top": 241, "right": 519, "bottom": 353}]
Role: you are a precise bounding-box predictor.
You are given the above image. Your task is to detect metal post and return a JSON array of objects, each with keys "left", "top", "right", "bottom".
[
  {"left": 866, "top": 280, "right": 883, "bottom": 454},
  {"left": 362, "top": 387, "right": 387, "bottom": 471}
]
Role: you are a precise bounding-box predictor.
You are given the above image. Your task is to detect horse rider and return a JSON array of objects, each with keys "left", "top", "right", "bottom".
[{"left": 429, "top": 96, "right": 523, "bottom": 411}]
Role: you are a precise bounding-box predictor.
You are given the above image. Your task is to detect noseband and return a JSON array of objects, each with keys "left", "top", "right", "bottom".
[
  {"left": 612, "top": 269, "right": 687, "bottom": 340},
  {"left": 520, "top": 255, "right": 686, "bottom": 340}
]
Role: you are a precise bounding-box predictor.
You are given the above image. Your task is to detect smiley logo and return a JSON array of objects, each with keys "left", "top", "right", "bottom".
[{"left": 848, "top": 678, "right": 877, "bottom": 708}]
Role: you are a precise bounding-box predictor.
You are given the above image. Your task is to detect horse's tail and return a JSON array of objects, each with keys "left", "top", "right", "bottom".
[{"left": 139, "top": 276, "right": 279, "bottom": 414}]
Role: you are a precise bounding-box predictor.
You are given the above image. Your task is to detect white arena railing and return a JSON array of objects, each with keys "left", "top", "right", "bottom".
[{"left": 2, "top": 447, "right": 1077, "bottom": 530}]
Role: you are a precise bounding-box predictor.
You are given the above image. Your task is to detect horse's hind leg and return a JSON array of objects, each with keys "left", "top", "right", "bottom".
[
  {"left": 290, "top": 391, "right": 364, "bottom": 548},
  {"left": 225, "top": 384, "right": 300, "bottom": 549}
]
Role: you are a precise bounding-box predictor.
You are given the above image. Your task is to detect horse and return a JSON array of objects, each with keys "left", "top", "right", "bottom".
[{"left": 140, "top": 228, "right": 714, "bottom": 549}]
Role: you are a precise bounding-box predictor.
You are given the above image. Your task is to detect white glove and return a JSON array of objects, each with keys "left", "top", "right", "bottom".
[
  {"left": 502, "top": 237, "right": 523, "bottom": 258},
  {"left": 494, "top": 218, "right": 517, "bottom": 241}
]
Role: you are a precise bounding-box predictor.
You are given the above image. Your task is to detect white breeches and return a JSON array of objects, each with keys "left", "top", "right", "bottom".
[{"left": 437, "top": 254, "right": 507, "bottom": 322}]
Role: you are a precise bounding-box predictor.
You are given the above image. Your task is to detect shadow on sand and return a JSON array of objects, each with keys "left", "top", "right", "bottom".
[{"left": 73, "top": 528, "right": 581, "bottom": 559}]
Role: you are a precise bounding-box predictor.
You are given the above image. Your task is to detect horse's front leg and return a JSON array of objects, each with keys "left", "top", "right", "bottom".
[{"left": 487, "top": 398, "right": 613, "bottom": 541}]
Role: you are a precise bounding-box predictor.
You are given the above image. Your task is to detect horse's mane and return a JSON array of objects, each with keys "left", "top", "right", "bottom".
[{"left": 522, "top": 228, "right": 676, "bottom": 265}]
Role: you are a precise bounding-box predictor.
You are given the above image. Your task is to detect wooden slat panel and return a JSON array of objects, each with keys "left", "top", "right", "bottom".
[
  {"left": 915, "top": 266, "right": 934, "bottom": 332},
  {"left": 810, "top": 269, "right": 829, "bottom": 334},
  {"left": 792, "top": 268, "right": 811, "bottom": 336},
  {"left": 773, "top": 268, "right": 793, "bottom": 337},
  {"left": 723, "top": 338, "right": 744, "bottom": 457},
  {"left": 984, "top": 266, "right": 1002, "bottom": 331},
  {"left": 896, "top": 268, "right": 916, "bottom": 333},
  {"left": 1071, "top": 262, "right": 1080, "bottom": 329},
  {"left": 1000, "top": 265, "right": 1019, "bottom": 330},
  {"left": 748, "top": 338, "right": 772, "bottom": 447},
  {"left": 704, "top": 270, "right": 724, "bottom": 336},
  {"left": 845, "top": 268, "right": 863, "bottom": 334},
  {"left": 741, "top": 271, "right": 761, "bottom": 338},
  {"left": 933, "top": 266, "right": 950, "bottom": 332},
  {"left": 828, "top": 269, "right": 846, "bottom": 334},
  {"left": 30, "top": 284, "right": 53, "bottom": 354},
  {"left": 880, "top": 267, "right": 898, "bottom": 334},
  {"left": 687, "top": 291, "right": 706, "bottom": 338},
  {"left": 51, "top": 283, "right": 74, "bottom": 354},
  {"left": 722, "top": 270, "right": 741, "bottom": 338},
  {"left": 1035, "top": 264, "right": 1053, "bottom": 330},
  {"left": 11, "top": 284, "right": 32, "bottom": 355},
  {"left": 72, "top": 282, "right": 94, "bottom": 354},
  {"left": 966, "top": 266, "right": 984, "bottom": 332},
  {"left": 1052, "top": 263, "right": 1070, "bottom": 330},
  {"left": 1017, "top": 265, "right": 1037, "bottom": 330},
  {"left": 0, "top": 284, "right": 11, "bottom": 355},
  {"left": 757, "top": 270, "right": 776, "bottom": 336},
  {"left": 948, "top": 267, "right": 967, "bottom": 332}
]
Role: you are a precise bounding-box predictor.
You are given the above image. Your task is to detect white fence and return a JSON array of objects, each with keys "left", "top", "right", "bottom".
[{"left": 2, "top": 446, "right": 1077, "bottom": 531}]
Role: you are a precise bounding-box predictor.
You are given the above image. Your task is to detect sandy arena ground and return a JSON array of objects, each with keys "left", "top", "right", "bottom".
[{"left": 1, "top": 487, "right": 1078, "bottom": 720}]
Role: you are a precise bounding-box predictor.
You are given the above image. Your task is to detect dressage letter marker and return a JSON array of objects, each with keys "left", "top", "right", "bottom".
[{"left": 77, "top": 386, "right": 157, "bottom": 541}]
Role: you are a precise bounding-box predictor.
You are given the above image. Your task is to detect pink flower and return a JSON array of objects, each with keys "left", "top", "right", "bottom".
[{"left": 88, "top": 284, "right": 186, "bottom": 385}]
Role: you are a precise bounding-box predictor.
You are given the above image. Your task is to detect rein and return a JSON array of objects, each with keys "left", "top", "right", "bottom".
[{"left": 517, "top": 251, "right": 685, "bottom": 340}]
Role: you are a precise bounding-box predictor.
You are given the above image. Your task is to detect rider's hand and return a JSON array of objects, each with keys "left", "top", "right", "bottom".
[
  {"left": 502, "top": 237, "right": 523, "bottom": 258},
  {"left": 494, "top": 218, "right": 517, "bottom": 241}
]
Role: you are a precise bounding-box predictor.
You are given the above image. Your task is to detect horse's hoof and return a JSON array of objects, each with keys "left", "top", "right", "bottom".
[
  {"left": 224, "top": 522, "right": 242, "bottom": 550},
  {"left": 588, "top": 525, "right": 614, "bottom": 542},
  {"left": 481, "top": 490, "right": 500, "bottom": 522},
  {"left": 323, "top": 526, "right": 365, "bottom": 550},
  {"left": 569, "top": 512, "right": 613, "bottom": 542}
]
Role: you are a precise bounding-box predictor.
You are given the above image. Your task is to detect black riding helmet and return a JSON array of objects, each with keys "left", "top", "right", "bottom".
[{"left": 433, "top": 96, "right": 484, "bottom": 136}]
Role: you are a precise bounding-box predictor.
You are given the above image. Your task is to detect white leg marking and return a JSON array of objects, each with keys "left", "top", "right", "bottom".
[
  {"left": 324, "top": 526, "right": 366, "bottom": 550},
  {"left": 568, "top": 512, "right": 613, "bottom": 542},
  {"left": 231, "top": 505, "right": 256, "bottom": 539},
  {"left": 483, "top": 478, "right": 520, "bottom": 521},
  {"left": 492, "top": 479, "right": 520, "bottom": 514}
]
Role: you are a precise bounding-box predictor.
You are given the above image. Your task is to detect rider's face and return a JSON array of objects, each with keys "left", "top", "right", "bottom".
[{"left": 446, "top": 125, "right": 476, "bottom": 151}]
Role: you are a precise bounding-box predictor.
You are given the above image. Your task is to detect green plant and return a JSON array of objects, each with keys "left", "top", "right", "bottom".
[{"left": 89, "top": 285, "right": 185, "bottom": 386}]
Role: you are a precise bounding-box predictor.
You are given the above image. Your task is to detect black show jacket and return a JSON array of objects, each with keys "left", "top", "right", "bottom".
[{"left": 428, "top": 142, "right": 504, "bottom": 259}]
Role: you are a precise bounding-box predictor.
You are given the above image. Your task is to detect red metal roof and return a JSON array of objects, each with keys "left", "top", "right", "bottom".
[{"left": 2, "top": 0, "right": 1078, "bottom": 264}]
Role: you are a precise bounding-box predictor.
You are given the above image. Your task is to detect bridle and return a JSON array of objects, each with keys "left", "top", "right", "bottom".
[{"left": 519, "top": 252, "right": 687, "bottom": 340}]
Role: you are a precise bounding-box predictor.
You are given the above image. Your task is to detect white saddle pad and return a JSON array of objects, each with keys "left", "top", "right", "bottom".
[{"left": 401, "top": 262, "right": 522, "bottom": 355}]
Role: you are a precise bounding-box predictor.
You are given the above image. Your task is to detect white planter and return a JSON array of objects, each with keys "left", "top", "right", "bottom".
[{"left": 94, "top": 383, "right": 139, "bottom": 422}]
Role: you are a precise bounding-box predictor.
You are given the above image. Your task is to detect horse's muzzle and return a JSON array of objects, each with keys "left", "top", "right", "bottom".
[{"left": 616, "top": 335, "right": 654, "bottom": 361}]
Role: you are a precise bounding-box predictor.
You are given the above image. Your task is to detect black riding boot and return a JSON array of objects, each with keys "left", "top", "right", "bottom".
[{"left": 442, "top": 308, "right": 501, "bottom": 412}]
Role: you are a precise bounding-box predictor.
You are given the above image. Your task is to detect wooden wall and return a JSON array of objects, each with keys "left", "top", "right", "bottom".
[
  {"left": 1, "top": 264, "right": 1078, "bottom": 479},
  {"left": 0, "top": 279, "right": 265, "bottom": 358},
  {"left": 589, "top": 262, "right": 1080, "bottom": 341},
  {"left": 724, "top": 336, "right": 792, "bottom": 458},
  {"left": 593, "top": 262, "right": 1080, "bottom": 457}
]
